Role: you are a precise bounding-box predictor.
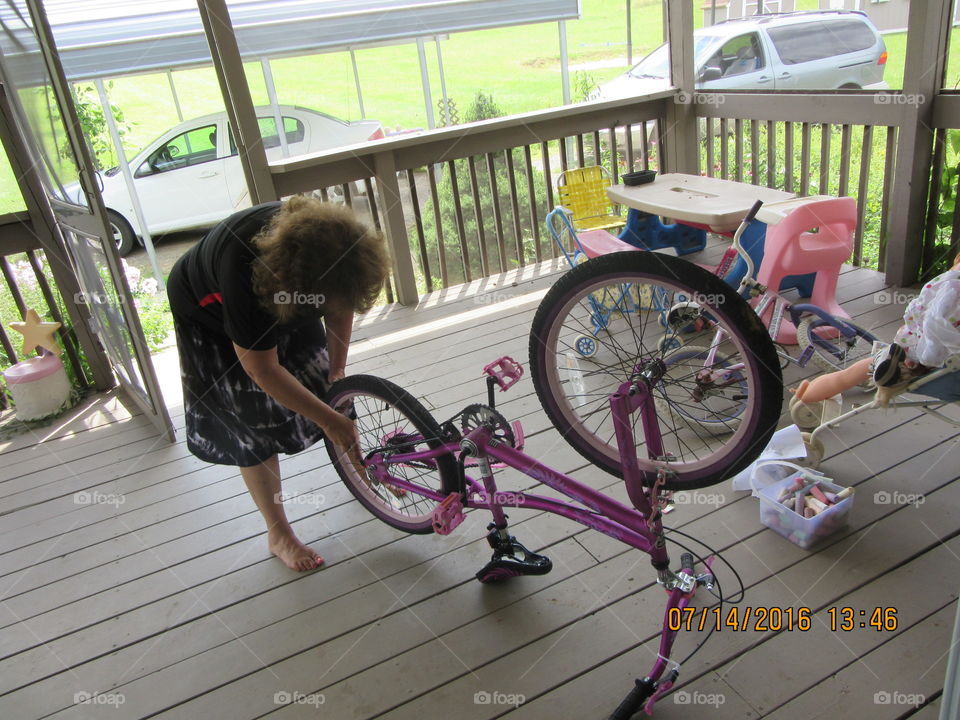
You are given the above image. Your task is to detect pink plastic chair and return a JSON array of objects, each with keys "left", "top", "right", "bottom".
[{"left": 756, "top": 197, "right": 857, "bottom": 344}]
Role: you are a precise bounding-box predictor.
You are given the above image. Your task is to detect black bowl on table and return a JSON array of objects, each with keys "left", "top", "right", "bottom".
[{"left": 622, "top": 170, "right": 657, "bottom": 186}]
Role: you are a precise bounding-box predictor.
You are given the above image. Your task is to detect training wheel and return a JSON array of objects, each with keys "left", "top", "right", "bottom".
[
  {"left": 800, "top": 432, "right": 824, "bottom": 469},
  {"left": 789, "top": 395, "right": 822, "bottom": 431},
  {"left": 575, "top": 335, "right": 598, "bottom": 358}
]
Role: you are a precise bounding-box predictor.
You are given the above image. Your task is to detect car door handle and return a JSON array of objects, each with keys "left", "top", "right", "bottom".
[
  {"left": 198, "top": 171, "right": 219, "bottom": 179},
  {"left": 779, "top": 72, "right": 792, "bottom": 79},
  {"left": 756, "top": 75, "right": 771, "bottom": 84}
]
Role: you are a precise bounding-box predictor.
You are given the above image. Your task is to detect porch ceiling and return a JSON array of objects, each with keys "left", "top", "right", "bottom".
[{"left": 0, "top": 0, "right": 580, "bottom": 84}]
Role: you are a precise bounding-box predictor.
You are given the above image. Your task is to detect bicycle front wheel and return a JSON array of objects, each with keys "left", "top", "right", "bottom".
[
  {"left": 325, "top": 375, "right": 459, "bottom": 534},
  {"left": 529, "top": 252, "right": 782, "bottom": 490}
]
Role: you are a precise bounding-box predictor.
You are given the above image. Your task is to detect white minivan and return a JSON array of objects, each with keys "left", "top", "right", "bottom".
[{"left": 594, "top": 10, "right": 888, "bottom": 100}]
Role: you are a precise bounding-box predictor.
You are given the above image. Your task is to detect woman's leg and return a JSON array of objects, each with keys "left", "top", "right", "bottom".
[{"left": 240, "top": 455, "right": 324, "bottom": 571}]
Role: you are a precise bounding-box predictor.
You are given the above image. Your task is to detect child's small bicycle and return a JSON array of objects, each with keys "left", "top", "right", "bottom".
[{"left": 325, "top": 206, "right": 783, "bottom": 718}]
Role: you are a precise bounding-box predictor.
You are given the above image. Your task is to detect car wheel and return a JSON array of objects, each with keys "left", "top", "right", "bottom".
[{"left": 107, "top": 210, "right": 137, "bottom": 256}]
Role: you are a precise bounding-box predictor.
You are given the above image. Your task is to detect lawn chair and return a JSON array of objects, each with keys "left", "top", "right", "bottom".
[{"left": 556, "top": 166, "right": 624, "bottom": 233}]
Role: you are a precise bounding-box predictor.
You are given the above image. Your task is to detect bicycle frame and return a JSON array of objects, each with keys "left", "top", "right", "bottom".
[
  {"left": 363, "top": 376, "right": 707, "bottom": 713},
  {"left": 369, "top": 379, "right": 669, "bottom": 556}
]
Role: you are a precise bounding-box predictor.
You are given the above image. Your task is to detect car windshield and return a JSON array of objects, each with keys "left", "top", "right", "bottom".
[{"left": 628, "top": 35, "right": 724, "bottom": 79}]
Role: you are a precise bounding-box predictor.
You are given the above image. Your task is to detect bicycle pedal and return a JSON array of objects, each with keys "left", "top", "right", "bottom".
[
  {"left": 476, "top": 535, "right": 553, "bottom": 583},
  {"left": 476, "top": 551, "right": 553, "bottom": 583},
  {"left": 431, "top": 493, "right": 465, "bottom": 535}
]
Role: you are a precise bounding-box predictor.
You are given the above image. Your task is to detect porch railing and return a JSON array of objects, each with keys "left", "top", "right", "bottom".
[
  {"left": 928, "top": 94, "right": 960, "bottom": 279},
  {"left": 270, "top": 89, "right": 953, "bottom": 304},
  {"left": 0, "top": 213, "right": 91, "bottom": 399},
  {"left": 271, "top": 92, "right": 674, "bottom": 301}
]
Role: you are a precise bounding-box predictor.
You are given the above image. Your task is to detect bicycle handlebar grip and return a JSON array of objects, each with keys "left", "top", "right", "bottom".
[
  {"left": 680, "top": 552, "right": 695, "bottom": 574},
  {"left": 608, "top": 679, "right": 653, "bottom": 720},
  {"left": 744, "top": 199, "right": 764, "bottom": 223}
]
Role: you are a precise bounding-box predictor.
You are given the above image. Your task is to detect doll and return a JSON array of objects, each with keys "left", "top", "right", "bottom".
[{"left": 793, "top": 253, "right": 960, "bottom": 406}]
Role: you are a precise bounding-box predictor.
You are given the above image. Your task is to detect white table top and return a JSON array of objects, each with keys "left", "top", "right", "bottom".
[{"left": 608, "top": 173, "right": 795, "bottom": 232}]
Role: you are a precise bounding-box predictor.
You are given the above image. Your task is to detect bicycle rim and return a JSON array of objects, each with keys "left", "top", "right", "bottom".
[
  {"left": 325, "top": 375, "right": 458, "bottom": 533},
  {"left": 529, "top": 252, "right": 782, "bottom": 490}
]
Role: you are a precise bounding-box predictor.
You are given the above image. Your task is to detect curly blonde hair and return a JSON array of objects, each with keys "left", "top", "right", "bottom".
[{"left": 251, "top": 196, "right": 390, "bottom": 322}]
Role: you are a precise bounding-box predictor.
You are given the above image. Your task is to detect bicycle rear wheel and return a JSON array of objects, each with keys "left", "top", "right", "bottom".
[
  {"left": 325, "top": 375, "right": 459, "bottom": 533},
  {"left": 529, "top": 252, "right": 782, "bottom": 490}
]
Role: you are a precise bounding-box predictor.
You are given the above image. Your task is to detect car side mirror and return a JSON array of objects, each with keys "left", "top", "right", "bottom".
[{"left": 699, "top": 67, "right": 723, "bottom": 83}]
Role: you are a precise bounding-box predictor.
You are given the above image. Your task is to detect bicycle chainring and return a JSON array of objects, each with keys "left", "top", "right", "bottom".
[{"left": 460, "top": 404, "right": 516, "bottom": 447}]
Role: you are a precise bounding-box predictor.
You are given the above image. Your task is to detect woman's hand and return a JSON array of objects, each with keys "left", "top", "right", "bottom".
[{"left": 322, "top": 407, "right": 364, "bottom": 476}]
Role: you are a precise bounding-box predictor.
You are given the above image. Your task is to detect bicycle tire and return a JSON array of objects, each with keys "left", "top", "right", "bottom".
[
  {"left": 324, "top": 375, "right": 459, "bottom": 534},
  {"left": 529, "top": 252, "right": 782, "bottom": 490},
  {"left": 796, "top": 315, "right": 876, "bottom": 386}
]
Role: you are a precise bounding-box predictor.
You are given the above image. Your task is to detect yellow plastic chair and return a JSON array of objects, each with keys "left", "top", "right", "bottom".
[{"left": 556, "top": 166, "right": 624, "bottom": 233}]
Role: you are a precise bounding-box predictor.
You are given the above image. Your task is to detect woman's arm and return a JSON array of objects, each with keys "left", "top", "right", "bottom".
[
  {"left": 234, "top": 343, "right": 361, "bottom": 464},
  {"left": 324, "top": 307, "right": 354, "bottom": 382}
]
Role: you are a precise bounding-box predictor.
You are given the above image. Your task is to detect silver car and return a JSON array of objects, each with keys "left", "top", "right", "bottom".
[{"left": 595, "top": 10, "right": 888, "bottom": 100}]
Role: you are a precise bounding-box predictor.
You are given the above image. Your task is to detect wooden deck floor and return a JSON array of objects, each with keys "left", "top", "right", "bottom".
[{"left": 1, "top": 247, "right": 957, "bottom": 720}]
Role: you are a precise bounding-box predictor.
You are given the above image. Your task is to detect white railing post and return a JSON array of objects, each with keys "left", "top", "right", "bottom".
[
  {"left": 198, "top": 0, "right": 277, "bottom": 205},
  {"left": 373, "top": 151, "right": 419, "bottom": 306},
  {"left": 884, "top": 0, "right": 952, "bottom": 286},
  {"left": 663, "top": 0, "right": 699, "bottom": 174}
]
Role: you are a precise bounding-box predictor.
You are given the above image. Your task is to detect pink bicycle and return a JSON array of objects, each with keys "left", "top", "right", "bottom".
[{"left": 325, "top": 233, "right": 782, "bottom": 717}]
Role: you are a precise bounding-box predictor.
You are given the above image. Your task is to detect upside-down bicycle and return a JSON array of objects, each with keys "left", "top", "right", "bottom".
[{"left": 324, "top": 208, "right": 783, "bottom": 718}]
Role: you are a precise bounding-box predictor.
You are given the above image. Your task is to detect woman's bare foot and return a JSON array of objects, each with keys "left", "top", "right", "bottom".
[{"left": 268, "top": 529, "right": 324, "bottom": 571}]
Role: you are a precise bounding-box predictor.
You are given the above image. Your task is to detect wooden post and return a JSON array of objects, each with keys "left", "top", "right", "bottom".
[
  {"left": 197, "top": 0, "right": 276, "bottom": 205},
  {"left": 883, "top": 0, "right": 951, "bottom": 286},
  {"left": 663, "top": 0, "right": 699, "bottom": 174},
  {"left": 372, "top": 152, "right": 419, "bottom": 306}
]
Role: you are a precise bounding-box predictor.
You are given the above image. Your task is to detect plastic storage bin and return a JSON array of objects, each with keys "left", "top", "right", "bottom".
[{"left": 758, "top": 473, "right": 853, "bottom": 549}]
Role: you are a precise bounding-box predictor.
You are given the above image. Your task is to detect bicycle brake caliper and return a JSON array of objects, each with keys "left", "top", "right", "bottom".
[{"left": 646, "top": 468, "right": 674, "bottom": 530}]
